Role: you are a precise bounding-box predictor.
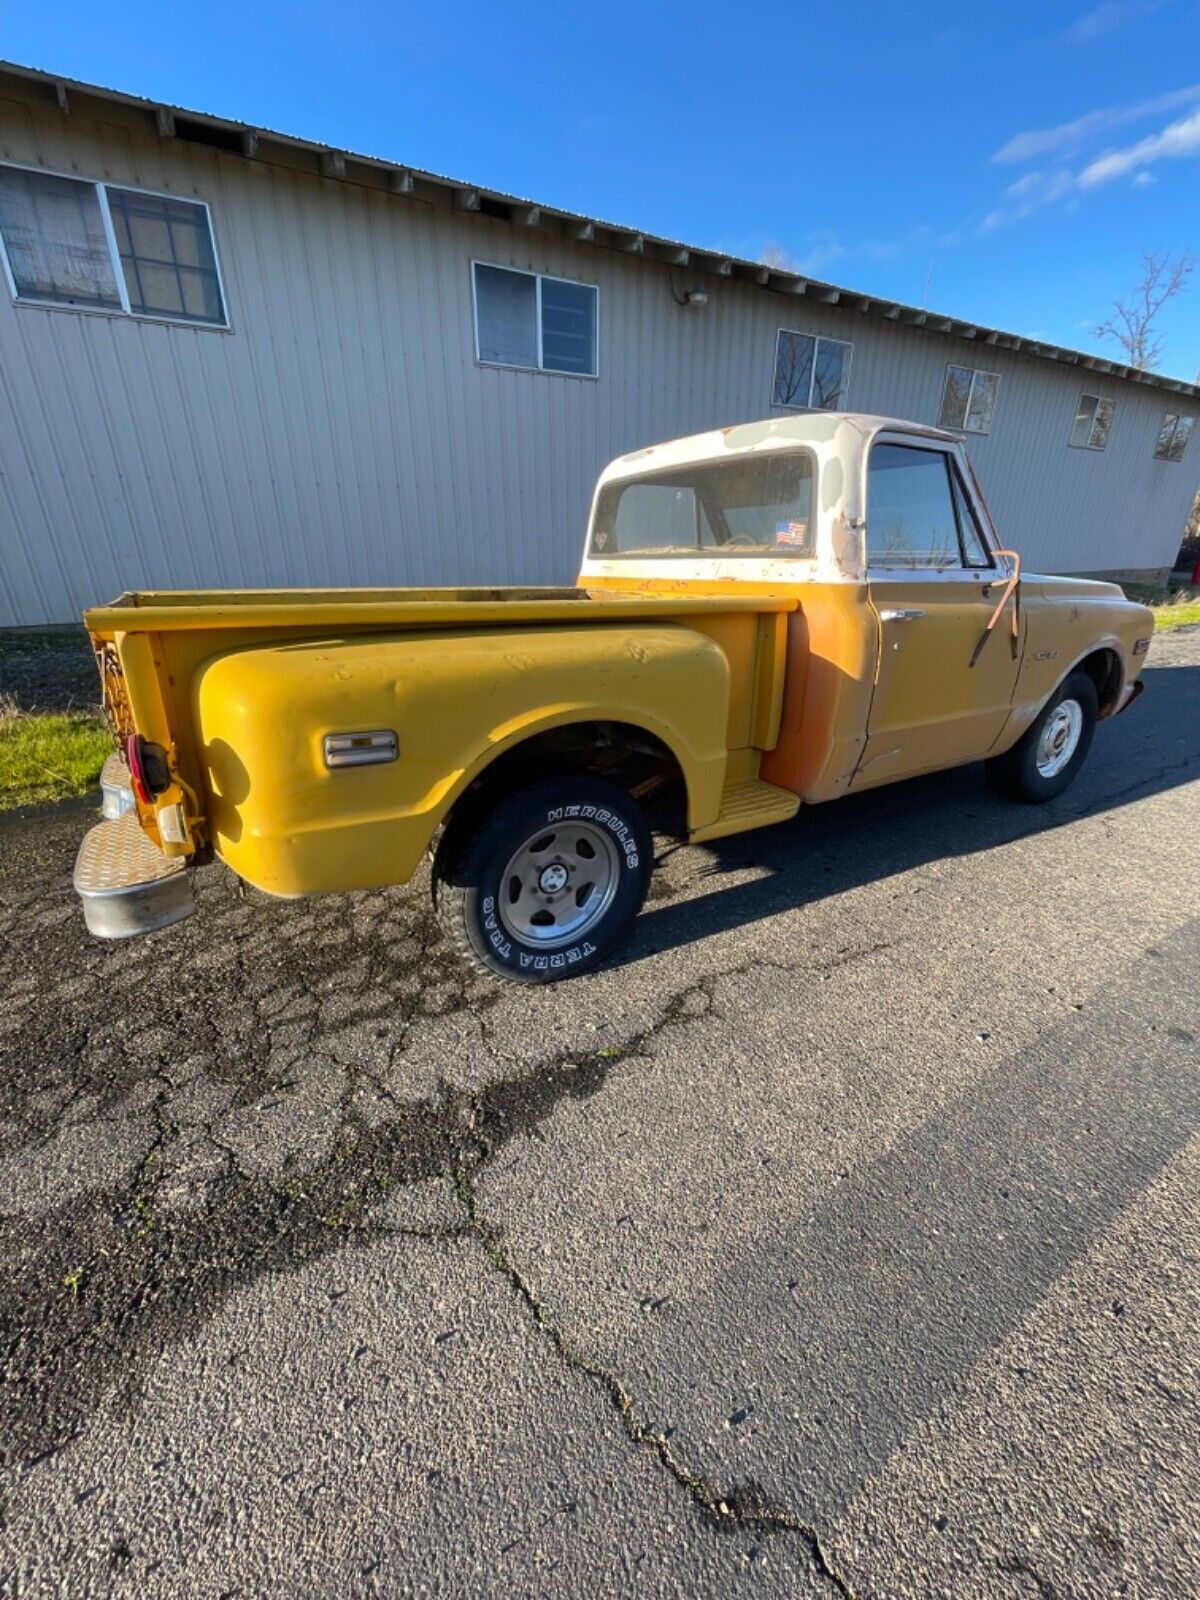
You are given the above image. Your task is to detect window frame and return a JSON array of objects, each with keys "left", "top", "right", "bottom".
[
  {"left": 1154, "top": 412, "right": 1196, "bottom": 462},
  {"left": 0, "top": 159, "right": 230, "bottom": 331},
  {"left": 1068, "top": 392, "right": 1116, "bottom": 452},
  {"left": 864, "top": 435, "right": 997, "bottom": 576},
  {"left": 938, "top": 364, "right": 1000, "bottom": 435},
  {"left": 471, "top": 259, "right": 599, "bottom": 380},
  {"left": 771, "top": 326, "right": 853, "bottom": 411}
]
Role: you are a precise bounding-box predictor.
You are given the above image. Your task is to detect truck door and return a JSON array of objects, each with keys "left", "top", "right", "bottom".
[{"left": 854, "top": 439, "right": 1020, "bottom": 789}]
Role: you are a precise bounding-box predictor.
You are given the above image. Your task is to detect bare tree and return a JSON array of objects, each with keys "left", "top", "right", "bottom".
[
  {"left": 1094, "top": 250, "right": 1194, "bottom": 371},
  {"left": 759, "top": 241, "right": 800, "bottom": 272}
]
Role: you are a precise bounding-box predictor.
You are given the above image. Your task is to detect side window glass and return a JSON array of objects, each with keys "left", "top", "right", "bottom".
[
  {"left": 867, "top": 445, "right": 961, "bottom": 569},
  {"left": 950, "top": 468, "right": 991, "bottom": 567}
]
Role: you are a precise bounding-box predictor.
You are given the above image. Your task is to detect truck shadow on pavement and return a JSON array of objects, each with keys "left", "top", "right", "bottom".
[
  {"left": 605, "top": 918, "right": 1199, "bottom": 1520},
  {"left": 619, "top": 658, "right": 1199, "bottom": 970}
]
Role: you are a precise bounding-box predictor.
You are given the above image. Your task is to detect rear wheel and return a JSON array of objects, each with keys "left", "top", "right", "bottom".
[
  {"left": 432, "top": 775, "right": 652, "bottom": 983},
  {"left": 986, "top": 670, "right": 1098, "bottom": 803}
]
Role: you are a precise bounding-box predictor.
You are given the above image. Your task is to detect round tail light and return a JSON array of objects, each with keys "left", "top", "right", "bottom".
[{"left": 125, "top": 735, "right": 153, "bottom": 805}]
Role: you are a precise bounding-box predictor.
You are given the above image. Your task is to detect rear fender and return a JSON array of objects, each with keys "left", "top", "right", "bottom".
[{"left": 193, "top": 624, "right": 733, "bottom": 896}]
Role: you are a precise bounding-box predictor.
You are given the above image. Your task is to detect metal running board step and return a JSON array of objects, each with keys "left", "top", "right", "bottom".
[
  {"left": 690, "top": 776, "right": 801, "bottom": 844},
  {"left": 74, "top": 812, "right": 194, "bottom": 939}
]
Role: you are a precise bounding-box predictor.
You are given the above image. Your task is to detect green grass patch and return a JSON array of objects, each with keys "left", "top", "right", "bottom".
[
  {"left": 1152, "top": 598, "right": 1200, "bottom": 632},
  {"left": 0, "top": 696, "right": 113, "bottom": 809}
]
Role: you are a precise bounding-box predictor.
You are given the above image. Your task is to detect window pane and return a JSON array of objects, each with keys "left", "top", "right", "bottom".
[
  {"left": 170, "top": 214, "right": 204, "bottom": 269},
  {"left": 1155, "top": 414, "right": 1180, "bottom": 459},
  {"left": 1090, "top": 397, "right": 1115, "bottom": 450},
  {"left": 474, "top": 264, "right": 538, "bottom": 368},
  {"left": 540, "top": 277, "right": 596, "bottom": 375},
  {"left": 0, "top": 166, "right": 121, "bottom": 308},
  {"left": 965, "top": 370, "right": 998, "bottom": 433},
  {"left": 590, "top": 452, "right": 814, "bottom": 559},
  {"left": 1168, "top": 415, "right": 1195, "bottom": 461},
  {"left": 867, "top": 444, "right": 960, "bottom": 568},
  {"left": 106, "top": 187, "right": 225, "bottom": 325},
  {"left": 611, "top": 483, "right": 699, "bottom": 552},
  {"left": 717, "top": 454, "right": 814, "bottom": 552},
  {"left": 1070, "top": 394, "right": 1099, "bottom": 448},
  {"left": 773, "top": 330, "right": 815, "bottom": 407},
  {"left": 812, "top": 338, "right": 850, "bottom": 409},
  {"left": 180, "top": 265, "right": 223, "bottom": 322},
  {"left": 938, "top": 367, "right": 971, "bottom": 430},
  {"left": 135, "top": 262, "right": 185, "bottom": 317},
  {"left": 951, "top": 469, "right": 990, "bottom": 566}
]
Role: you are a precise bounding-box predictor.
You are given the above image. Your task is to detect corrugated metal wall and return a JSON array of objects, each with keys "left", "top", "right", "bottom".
[{"left": 1, "top": 92, "right": 1197, "bottom": 625}]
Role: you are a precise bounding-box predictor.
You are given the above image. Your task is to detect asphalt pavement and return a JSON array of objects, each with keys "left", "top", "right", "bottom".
[{"left": 1, "top": 628, "right": 1197, "bottom": 1599}]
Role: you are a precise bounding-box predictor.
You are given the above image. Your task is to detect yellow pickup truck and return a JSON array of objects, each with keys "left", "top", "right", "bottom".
[{"left": 76, "top": 411, "right": 1152, "bottom": 982}]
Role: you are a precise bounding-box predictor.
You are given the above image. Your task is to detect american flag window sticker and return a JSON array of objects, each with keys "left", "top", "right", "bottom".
[{"left": 774, "top": 520, "right": 808, "bottom": 547}]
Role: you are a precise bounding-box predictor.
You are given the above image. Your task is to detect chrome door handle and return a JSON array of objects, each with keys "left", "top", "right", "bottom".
[{"left": 878, "top": 607, "right": 925, "bottom": 622}]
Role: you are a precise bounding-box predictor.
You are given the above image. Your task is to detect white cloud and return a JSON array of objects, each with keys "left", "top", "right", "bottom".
[
  {"left": 1063, "top": 0, "right": 1169, "bottom": 44},
  {"left": 991, "top": 83, "right": 1200, "bottom": 164},
  {"left": 982, "top": 167, "right": 1078, "bottom": 231},
  {"left": 1005, "top": 171, "right": 1043, "bottom": 197},
  {"left": 1077, "top": 104, "right": 1200, "bottom": 185}
]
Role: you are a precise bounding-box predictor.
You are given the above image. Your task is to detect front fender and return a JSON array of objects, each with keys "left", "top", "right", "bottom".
[
  {"left": 193, "top": 624, "right": 732, "bottom": 895},
  {"left": 1000, "top": 585, "right": 1153, "bottom": 748}
]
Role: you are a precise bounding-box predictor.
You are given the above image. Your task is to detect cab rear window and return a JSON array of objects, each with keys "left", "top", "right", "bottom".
[{"left": 589, "top": 452, "right": 815, "bottom": 558}]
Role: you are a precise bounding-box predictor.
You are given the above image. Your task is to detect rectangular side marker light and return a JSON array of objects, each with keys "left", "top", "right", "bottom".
[
  {"left": 323, "top": 730, "right": 399, "bottom": 769},
  {"left": 1132, "top": 637, "right": 1151, "bottom": 656}
]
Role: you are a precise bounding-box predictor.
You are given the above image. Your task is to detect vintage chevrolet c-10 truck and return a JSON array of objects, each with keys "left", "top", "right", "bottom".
[{"left": 75, "top": 412, "right": 1152, "bottom": 981}]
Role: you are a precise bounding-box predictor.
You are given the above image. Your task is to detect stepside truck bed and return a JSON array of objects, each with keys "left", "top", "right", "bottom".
[{"left": 84, "top": 585, "right": 800, "bottom": 891}]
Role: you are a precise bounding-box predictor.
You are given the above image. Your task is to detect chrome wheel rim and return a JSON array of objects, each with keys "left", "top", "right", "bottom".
[
  {"left": 1036, "top": 698, "right": 1083, "bottom": 778},
  {"left": 498, "top": 819, "right": 621, "bottom": 948}
]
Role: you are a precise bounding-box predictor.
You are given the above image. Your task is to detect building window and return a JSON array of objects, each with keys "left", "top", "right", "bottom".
[
  {"left": 106, "top": 188, "right": 226, "bottom": 325},
  {"left": 473, "top": 262, "right": 598, "bottom": 376},
  {"left": 938, "top": 365, "right": 999, "bottom": 434},
  {"left": 1069, "top": 393, "right": 1115, "bottom": 451},
  {"left": 1154, "top": 413, "right": 1195, "bottom": 462},
  {"left": 0, "top": 162, "right": 227, "bottom": 328},
  {"left": 772, "top": 329, "right": 851, "bottom": 410},
  {"left": 0, "top": 166, "right": 123, "bottom": 309}
]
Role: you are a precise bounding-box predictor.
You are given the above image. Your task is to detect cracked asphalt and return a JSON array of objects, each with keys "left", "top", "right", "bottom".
[{"left": 1, "top": 627, "right": 1198, "bottom": 1600}]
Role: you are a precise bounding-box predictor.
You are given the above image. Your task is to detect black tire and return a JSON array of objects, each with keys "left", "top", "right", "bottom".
[
  {"left": 432, "top": 775, "right": 652, "bottom": 983},
  {"left": 986, "top": 669, "right": 1098, "bottom": 803}
]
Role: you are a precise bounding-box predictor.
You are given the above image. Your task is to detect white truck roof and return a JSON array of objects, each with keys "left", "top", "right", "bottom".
[{"left": 596, "top": 412, "right": 959, "bottom": 486}]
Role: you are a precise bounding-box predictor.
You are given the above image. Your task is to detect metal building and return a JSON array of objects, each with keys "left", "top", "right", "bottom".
[{"left": 1, "top": 60, "right": 1197, "bottom": 627}]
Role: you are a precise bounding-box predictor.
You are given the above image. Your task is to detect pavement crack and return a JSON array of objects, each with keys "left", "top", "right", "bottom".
[
  {"left": 995, "top": 1552, "right": 1064, "bottom": 1599},
  {"left": 451, "top": 1160, "right": 858, "bottom": 1599}
]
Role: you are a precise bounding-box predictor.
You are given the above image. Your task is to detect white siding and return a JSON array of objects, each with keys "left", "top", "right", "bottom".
[{"left": 1, "top": 93, "right": 1197, "bottom": 625}]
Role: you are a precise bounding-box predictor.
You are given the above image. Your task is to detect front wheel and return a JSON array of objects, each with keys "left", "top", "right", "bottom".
[
  {"left": 986, "top": 670, "right": 1098, "bottom": 803},
  {"left": 432, "top": 775, "right": 652, "bottom": 983}
]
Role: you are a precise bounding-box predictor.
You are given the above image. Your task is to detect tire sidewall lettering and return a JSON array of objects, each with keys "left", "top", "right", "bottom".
[
  {"left": 537, "top": 803, "right": 640, "bottom": 870},
  {"left": 517, "top": 940, "right": 596, "bottom": 971},
  {"left": 479, "top": 894, "right": 512, "bottom": 960}
]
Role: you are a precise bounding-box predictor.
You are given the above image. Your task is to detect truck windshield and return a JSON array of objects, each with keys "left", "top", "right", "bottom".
[{"left": 589, "top": 451, "right": 815, "bottom": 558}]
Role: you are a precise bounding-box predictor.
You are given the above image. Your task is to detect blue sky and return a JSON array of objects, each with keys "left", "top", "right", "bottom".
[{"left": 5, "top": 0, "right": 1199, "bottom": 378}]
